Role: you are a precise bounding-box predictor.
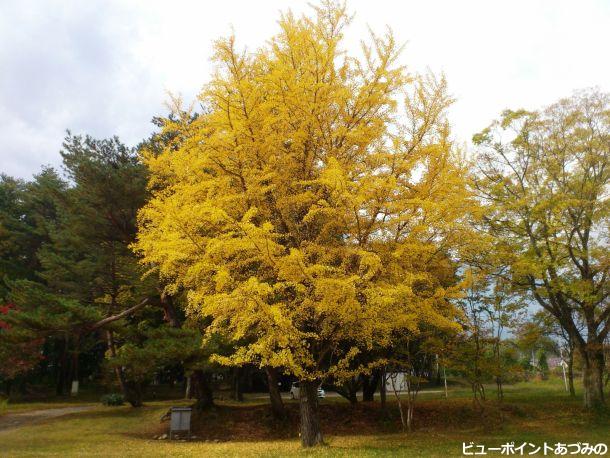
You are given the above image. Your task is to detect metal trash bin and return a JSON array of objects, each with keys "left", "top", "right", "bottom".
[{"left": 169, "top": 406, "right": 192, "bottom": 440}]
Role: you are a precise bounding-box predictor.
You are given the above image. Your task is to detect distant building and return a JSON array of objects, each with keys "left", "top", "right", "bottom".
[
  {"left": 547, "top": 356, "right": 568, "bottom": 369},
  {"left": 385, "top": 372, "right": 409, "bottom": 392}
]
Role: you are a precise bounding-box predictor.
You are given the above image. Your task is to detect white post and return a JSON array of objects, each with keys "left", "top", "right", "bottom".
[
  {"left": 560, "top": 348, "right": 568, "bottom": 392},
  {"left": 71, "top": 380, "right": 79, "bottom": 396},
  {"left": 443, "top": 366, "right": 448, "bottom": 399}
]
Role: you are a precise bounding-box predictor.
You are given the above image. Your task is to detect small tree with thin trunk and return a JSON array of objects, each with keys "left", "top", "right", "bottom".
[
  {"left": 534, "top": 309, "right": 580, "bottom": 396},
  {"left": 387, "top": 334, "right": 443, "bottom": 432}
]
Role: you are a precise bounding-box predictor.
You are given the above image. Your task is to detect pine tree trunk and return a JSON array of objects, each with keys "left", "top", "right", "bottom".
[
  {"left": 191, "top": 369, "right": 214, "bottom": 411},
  {"left": 18, "top": 377, "right": 27, "bottom": 395},
  {"left": 124, "top": 381, "right": 144, "bottom": 407},
  {"left": 69, "top": 334, "right": 80, "bottom": 396},
  {"left": 106, "top": 330, "right": 128, "bottom": 398},
  {"left": 299, "top": 380, "right": 323, "bottom": 447},
  {"left": 55, "top": 338, "right": 68, "bottom": 396},
  {"left": 581, "top": 346, "right": 605, "bottom": 409},
  {"left": 265, "top": 367, "right": 286, "bottom": 419},
  {"left": 160, "top": 291, "right": 179, "bottom": 327}
]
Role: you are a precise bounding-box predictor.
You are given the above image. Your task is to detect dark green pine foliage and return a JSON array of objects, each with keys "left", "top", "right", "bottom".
[
  {"left": 0, "top": 169, "right": 75, "bottom": 392},
  {"left": 2, "top": 130, "right": 217, "bottom": 404},
  {"left": 39, "top": 132, "right": 152, "bottom": 309},
  {"left": 2, "top": 133, "right": 157, "bottom": 397},
  {"left": 0, "top": 169, "right": 65, "bottom": 300},
  {"left": 36, "top": 133, "right": 156, "bottom": 398}
]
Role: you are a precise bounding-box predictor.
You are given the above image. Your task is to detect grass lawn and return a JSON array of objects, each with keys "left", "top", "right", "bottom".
[{"left": 0, "top": 378, "right": 608, "bottom": 457}]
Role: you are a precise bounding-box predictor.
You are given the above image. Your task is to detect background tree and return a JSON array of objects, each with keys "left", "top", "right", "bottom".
[
  {"left": 38, "top": 133, "right": 154, "bottom": 399},
  {"left": 473, "top": 89, "right": 610, "bottom": 409},
  {"left": 449, "top": 270, "right": 495, "bottom": 407},
  {"left": 0, "top": 170, "right": 64, "bottom": 301},
  {"left": 480, "top": 271, "right": 525, "bottom": 399},
  {"left": 533, "top": 309, "right": 580, "bottom": 395},
  {"left": 0, "top": 133, "right": 169, "bottom": 402},
  {"left": 105, "top": 325, "right": 202, "bottom": 407},
  {"left": 514, "top": 318, "right": 557, "bottom": 379},
  {"left": 389, "top": 327, "right": 455, "bottom": 431},
  {"left": 0, "top": 170, "right": 70, "bottom": 395},
  {"left": 0, "top": 303, "right": 44, "bottom": 395}
]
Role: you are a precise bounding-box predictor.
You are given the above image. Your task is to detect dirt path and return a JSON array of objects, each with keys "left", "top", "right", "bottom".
[{"left": 0, "top": 406, "right": 95, "bottom": 433}]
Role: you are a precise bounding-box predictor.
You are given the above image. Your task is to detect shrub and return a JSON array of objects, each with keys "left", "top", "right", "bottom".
[{"left": 101, "top": 393, "right": 124, "bottom": 406}]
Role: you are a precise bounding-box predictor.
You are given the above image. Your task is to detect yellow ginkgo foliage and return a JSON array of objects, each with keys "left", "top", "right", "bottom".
[{"left": 134, "top": 1, "right": 475, "bottom": 446}]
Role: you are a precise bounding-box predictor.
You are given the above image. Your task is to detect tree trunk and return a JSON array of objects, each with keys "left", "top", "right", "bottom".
[
  {"left": 472, "top": 381, "right": 485, "bottom": 409},
  {"left": 406, "top": 398, "right": 414, "bottom": 433},
  {"left": 335, "top": 387, "right": 357, "bottom": 404},
  {"left": 380, "top": 367, "right": 387, "bottom": 413},
  {"left": 299, "top": 380, "right": 323, "bottom": 447},
  {"left": 581, "top": 345, "right": 605, "bottom": 409},
  {"left": 191, "top": 369, "right": 214, "bottom": 411},
  {"left": 55, "top": 337, "right": 68, "bottom": 396},
  {"left": 265, "top": 367, "right": 286, "bottom": 419},
  {"left": 232, "top": 367, "right": 244, "bottom": 402},
  {"left": 185, "top": 376, "right": 192, "bottom": 399},
  {"left": 435, "top": 360, "right": 442, "bottom": 386},
  {"left": 124, "top": 381, "right": 144, "bottom": 407},
  {"left": 361, "top": 370, "right": 380, "bottom": 402},
  {"left": 18, "top": 377, "right": 27, "bottom": 395},
  {"left": 69, "top": 334, "right": 80, "bottom": 396},
  {"left": 567, "top": 343, "right": 576, "bottom": 397},
  {"left": 160, "top": 291, "right": 179, "bottom": 327},
  {"left": 336, "top": 377, "right": 359, "bottom": 404},
  {"left": 106, "top": 330, "right": 128, "bottom": 397},
  {"left": 346, "top": 389, "right": 357, "bottom": 404},
  {"left": 496, "top": 377, "right": 503, "bottom": 401},
  {"left": 389, "top": 373, "right": 407, "bottom": 431}
]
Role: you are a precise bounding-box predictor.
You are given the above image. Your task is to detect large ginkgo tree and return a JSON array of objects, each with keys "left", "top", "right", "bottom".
[{"left": 134, "top": 2, "right": 475, "bottom": 446}]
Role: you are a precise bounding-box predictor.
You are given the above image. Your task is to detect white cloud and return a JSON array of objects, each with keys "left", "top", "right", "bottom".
[{"left": 1, "top": 0, "right": 609, "bottom": 179}]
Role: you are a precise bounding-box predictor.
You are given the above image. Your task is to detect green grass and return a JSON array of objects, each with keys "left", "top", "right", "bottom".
[{"left": 0, "top": 378, "right": 608, "bottom": 457}]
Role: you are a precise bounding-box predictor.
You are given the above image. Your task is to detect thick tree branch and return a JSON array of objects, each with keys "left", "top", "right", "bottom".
[{"left": 87, "top": 298, "right": 150, "bottom": 333}]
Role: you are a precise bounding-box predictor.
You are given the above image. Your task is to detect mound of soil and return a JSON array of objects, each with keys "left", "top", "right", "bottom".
[{"left": 153, "top": 399, "right": 510, "bottom": 442}]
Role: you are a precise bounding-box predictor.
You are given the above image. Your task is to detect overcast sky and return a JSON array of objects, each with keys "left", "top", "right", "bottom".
[{"left": 2, "top": 0, "right": 609, "bottom": 180}]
